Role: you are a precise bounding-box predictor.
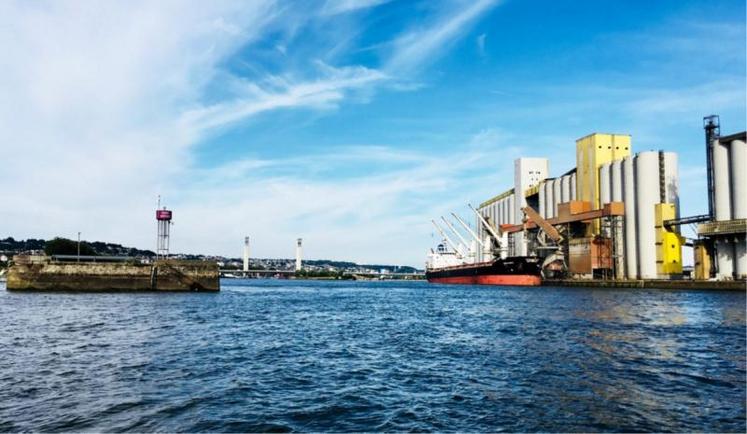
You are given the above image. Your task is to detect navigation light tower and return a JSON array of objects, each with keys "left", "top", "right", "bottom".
[
  {"left": 156, "top": 198, "right": 173, "bottom": 260},
  {"left": 243, "top": 236, "right": 250, "bottom": 272},
  {"left": 295, "top": 238, "right": 303, "bottom": 271}
]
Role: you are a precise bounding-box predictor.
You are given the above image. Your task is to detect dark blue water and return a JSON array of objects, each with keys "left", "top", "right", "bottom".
[{"left": 0, "top": 280, "right": 744, "bottom": 432}]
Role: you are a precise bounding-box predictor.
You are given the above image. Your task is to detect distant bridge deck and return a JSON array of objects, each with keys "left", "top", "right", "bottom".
[{"left": 220, "top": 269, "right": 424, "bottom": 279}]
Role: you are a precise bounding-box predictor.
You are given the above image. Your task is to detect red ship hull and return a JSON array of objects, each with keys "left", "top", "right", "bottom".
[
  {"left": 426, "top": 256, "right": 543, "bottom": 287},
  {"left": 428, "top": 274, "right": 541, "bottom": 286}
]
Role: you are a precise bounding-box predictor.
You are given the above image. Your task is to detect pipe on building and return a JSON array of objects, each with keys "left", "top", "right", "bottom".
[{"left": 636, "top": 152, "right": 661, "bottom": 279}]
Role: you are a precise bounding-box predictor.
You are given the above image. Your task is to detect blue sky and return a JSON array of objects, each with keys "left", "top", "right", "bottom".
[{"left": 1, "top": 0, "right": 745, "bottom": 266}]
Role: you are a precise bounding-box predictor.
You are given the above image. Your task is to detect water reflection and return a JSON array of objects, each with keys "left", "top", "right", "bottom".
[{"left": 0, "top": 281, "right": 744, "bottom": 432}]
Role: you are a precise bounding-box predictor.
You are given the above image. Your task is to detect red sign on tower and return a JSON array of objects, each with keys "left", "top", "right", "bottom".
[{"left": 156, "top": 210, "right": 172, "bottom": 221}]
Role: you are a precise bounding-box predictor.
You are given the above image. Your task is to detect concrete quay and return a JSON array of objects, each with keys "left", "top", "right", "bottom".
[
  {"left": 6, "top": 255, "right": 219, "bottom": 292},
  {"left": 543, "top": 278, "right": 745, "bottom": 291}
]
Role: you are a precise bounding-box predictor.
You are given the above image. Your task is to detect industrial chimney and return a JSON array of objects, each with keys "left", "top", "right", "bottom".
[{"left": 295, "top": 238, "right": 303, "bottom": 271}]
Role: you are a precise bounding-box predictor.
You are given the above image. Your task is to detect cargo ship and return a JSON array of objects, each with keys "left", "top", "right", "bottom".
[
  {"left": 426, "top": 206, "right": 545, "bottom": 287},
  {"left": 426, "top": 255, "right": 542, "bottom": 286}
]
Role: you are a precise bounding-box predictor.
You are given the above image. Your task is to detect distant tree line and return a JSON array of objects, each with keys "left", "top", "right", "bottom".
[
  {"left": 295, "top": 269, "right": 354, "bottom": 279},
  {"left": 0, "top": 237, "right": 155, "bottom": 257}
]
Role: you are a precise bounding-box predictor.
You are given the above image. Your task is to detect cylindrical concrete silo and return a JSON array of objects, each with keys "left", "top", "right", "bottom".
[
  {"left": 545, "top": 181, "right": 554, "bottom": 219},
  {"left": 611, "top": 160, "right": 623, "bottom": 202},
  {"left": 561, "top": 176, "right": 570, "bottom": 204},
  {"left": 600, "top": 163, "right": 611, "bottom": 206},
  {"left": 662, "top": 152, "right": 680, "bottom": 218},
  {"left": 729, "top": 140, "right": 747, "bottom": 277},
  {"left": 636, "top": 152, "right": 660, "bottom": 279},
  {"left": 716, "top": 239, "right": 735, "bottom": 279},
  {"left": 713, "top": 139, "right": 732, "bottom": 221},
  {"left": 552, "top": 178, "right": 561, "bottom": 218},
  {"left": 510, "top": 194, "right": 516, "bottom": 225},
  {"left": 734, "top": 239, "right": 746, "bottom": 279},
  {"left": 611, "top": 160, "right": 624, "bottom": 279},
  {"left": 539, "top": 182, "right": 546, "bottom": 218},
  {"left": 570, "top": 172, "right": 577, "bottom": 200},
  {"left": 730, "top": 140, "right": 747, "bottom": 219},
  {"left": 713, "top": 139, "right": 735, "bottom": 279},
  {"left": 623, "top": 156, "right": 638, "bottom": 279}
]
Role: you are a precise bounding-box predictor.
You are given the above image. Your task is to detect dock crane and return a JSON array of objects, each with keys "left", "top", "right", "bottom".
[
  {"left": 520, "top": 206, "right": 566, "bottom": 277},
  {"left": 469, "top": 204, "right": 508, "bottom": 259}
]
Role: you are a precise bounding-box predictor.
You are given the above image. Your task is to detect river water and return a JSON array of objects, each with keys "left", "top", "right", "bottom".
[{"left": 0, "top": 280, "right": 744, "bottom": 432}]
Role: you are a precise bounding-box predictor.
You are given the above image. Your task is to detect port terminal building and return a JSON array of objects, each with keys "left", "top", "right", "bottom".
[{"left": 474, "top": 123, "right": 746, "bottom": 281}]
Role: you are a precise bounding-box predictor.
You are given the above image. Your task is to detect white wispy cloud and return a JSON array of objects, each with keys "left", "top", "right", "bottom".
[
  {"left": 169, "top": 141, "right": 520, "bottom": 265},
  {"left": 321, "top": 0, "right": 391, "bottom": 16},
  {"left": 180, "top": 63, "right": 387, "bottom": 135},
  {"left": 385, "top": 0, "right": 499, "bottom": 73},
  {"left": 0, "top": 0, "right": 501, "bottom": 265}
]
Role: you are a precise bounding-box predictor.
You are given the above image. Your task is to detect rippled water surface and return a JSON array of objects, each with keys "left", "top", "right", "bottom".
[{"left": 0, "top": 280, "right": 745, "bottom": 432}]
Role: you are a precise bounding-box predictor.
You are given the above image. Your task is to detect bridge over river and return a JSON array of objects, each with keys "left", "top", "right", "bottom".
[{"left": 220, "top": 269, "right": 424, "bottom": 280}]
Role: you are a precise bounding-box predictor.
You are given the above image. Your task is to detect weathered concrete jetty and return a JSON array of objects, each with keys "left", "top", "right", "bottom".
[
  {"left": 543, "top": 278, "right": 745, "bottom": 291},
  {"left": 6, "top": 255, "right": 219, "bottom": 291}
]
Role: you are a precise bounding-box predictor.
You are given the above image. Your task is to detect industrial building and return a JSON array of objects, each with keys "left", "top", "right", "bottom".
[{"left": 449, "top": 116, "right": 747, "bottom": 282}]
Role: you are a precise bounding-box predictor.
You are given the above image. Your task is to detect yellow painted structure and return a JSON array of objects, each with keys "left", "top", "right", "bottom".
[
  {"left": 655, "top": 203, "right": 684, "bottom": 276},
  {"left": 693, "top": 241, "right": 711, "bottom": 280},
  {"left": 575, "top": 133, "right": 631, "bottom": 208},
  {"left": 576, "top": 133, "right": 631, "bottom": 235}
]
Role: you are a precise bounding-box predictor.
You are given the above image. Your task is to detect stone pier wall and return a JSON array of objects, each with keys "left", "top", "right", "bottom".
[{"left": 7, "top": 256, "right": 219, "bottom": 291}]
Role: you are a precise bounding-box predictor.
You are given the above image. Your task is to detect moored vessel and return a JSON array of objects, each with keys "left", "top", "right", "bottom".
[
  {"left": 426, "top": 204, "right": 546, "bottom": 287},
  {"left": 426, "top": 256, "right": 542, "bottom": 286}
]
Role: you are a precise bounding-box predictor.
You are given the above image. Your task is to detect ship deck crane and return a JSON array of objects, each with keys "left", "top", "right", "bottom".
[
  {"left": 431, "top": 220, "right": 463, "bottom": 258},
  {"left": 451, "top": 213, "right": 484, "bottom": 247},
  {"left": 469, "top": 204, "right": 502, "bottom": 242},
  {"left": 441, "top": 216, "right": 471, "bottom": 250}
]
